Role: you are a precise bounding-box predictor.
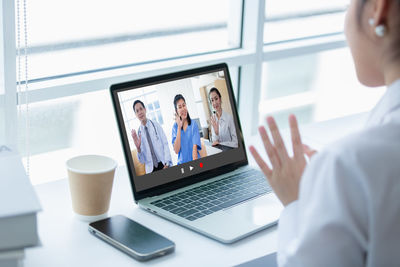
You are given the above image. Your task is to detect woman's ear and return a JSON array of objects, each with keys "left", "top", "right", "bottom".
[{"left": 372, "top": 0, "right": 389, "bottom": 26}]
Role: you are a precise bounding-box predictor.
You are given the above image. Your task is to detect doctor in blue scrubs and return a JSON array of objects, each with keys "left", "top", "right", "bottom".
[{"left": 172, "top": 94, "right": 201, "bottom": 164}]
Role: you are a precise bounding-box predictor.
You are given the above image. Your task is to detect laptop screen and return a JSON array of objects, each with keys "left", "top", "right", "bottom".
[{"left": 111, "top": 64, "right": 248, "bottom": 200}]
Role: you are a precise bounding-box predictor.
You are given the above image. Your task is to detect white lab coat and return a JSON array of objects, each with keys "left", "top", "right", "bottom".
[
  {"left": 278, "top": 79, "right": 400, "bottom": 267},
  {"left": 137, "top": 120, "right": 172, "bottom": 174}
]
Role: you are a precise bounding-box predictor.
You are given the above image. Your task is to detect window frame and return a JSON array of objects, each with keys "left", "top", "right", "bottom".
[
  {"left": 1, "top": 0, "right": 348, "bottom": 146},
  {"left": 1, "top": 0, "right": 18, "bottom": 146}
]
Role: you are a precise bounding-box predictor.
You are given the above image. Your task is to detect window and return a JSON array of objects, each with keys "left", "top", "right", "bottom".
[
  {"left": 26, "top": 0, "right": 242, "bottom": 81},
  {"left": 264, "top": 0, "right": 349, "bottom": 43},
  {"left": 259, "top": 48, "right": 384, "bottom": 129},
  {"left": 2, "top": 0, "right": 382, "bottom": 184}
]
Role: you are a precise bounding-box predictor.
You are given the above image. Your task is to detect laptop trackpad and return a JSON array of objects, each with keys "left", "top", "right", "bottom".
[
  {"left": 198, "top": 194, "right": 283, "bottom": 243},
  {"left": 222, "top": 193, "right": 282, "bottom": 225}
]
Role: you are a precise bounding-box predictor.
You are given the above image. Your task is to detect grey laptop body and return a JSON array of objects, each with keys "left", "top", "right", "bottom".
[{"left": 110, "top": 63, "right": 283, "bottom": 243}]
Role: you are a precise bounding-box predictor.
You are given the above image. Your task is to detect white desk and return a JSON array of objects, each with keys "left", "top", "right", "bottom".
[{"left": 24, "top": 113, "right": 367, "bottom": 267}]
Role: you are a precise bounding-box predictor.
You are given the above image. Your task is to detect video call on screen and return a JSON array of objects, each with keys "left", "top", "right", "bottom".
[{"left": 117, "top": 70, "right": 242, "bottom": 192}]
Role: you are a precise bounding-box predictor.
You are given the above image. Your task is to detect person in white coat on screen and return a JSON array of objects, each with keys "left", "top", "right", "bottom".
[
  {"left": 209, "top": 87, "right": 238, "bottom": 148},
  {"left": 131, "top": 100, "right": 172, "bottom": 174},
  {"left": 249, "top": 0, "right": 400, "bottom": 266}
]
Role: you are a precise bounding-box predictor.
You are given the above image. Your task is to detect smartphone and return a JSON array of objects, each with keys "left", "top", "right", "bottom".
[{"left": 88, "top": 215, "right": 175, "bottom": 261}]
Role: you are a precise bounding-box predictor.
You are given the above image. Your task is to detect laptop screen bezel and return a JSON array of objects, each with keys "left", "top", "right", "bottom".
[{"left": 110, "top": 63, "right": 249, "bottom": 202}]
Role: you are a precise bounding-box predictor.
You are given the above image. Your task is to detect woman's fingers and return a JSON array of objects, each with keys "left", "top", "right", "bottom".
[
  {"left": 303, "top": 144, "right": 317, "bottom": 159},
  {"left": 289, "top": 114, "right": 303, "bottom": 159},
  {"left": 259, "top": 126, "right": 281, "bottom": 168},
  {"left": 267, "top": 117, "right": 289, "bottom": 160},
  {"left": 249, "top": 146, "right": 272, "bottom": 178}
]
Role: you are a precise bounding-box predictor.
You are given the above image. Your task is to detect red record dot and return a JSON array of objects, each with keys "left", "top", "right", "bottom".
[{"left": 199, "top": 163, "right": 203, "bottom": 168}]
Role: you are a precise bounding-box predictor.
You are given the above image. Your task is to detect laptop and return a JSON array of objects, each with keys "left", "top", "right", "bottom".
[{"left": 110, "top": 63, "right": 283, "bottom": 243}]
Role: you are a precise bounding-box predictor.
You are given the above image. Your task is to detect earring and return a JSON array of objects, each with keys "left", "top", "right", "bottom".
[
  {"left": 368, "top": 18, "right": 375, "bottom": 26},
  {"left": 375, "top": 25, "right": 386, "bottom": 37},
  {"left": 368, "top": 18, "right": 386, "bottom": 37}
]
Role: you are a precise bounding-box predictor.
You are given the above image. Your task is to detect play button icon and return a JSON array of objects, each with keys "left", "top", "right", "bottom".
[{"left": 189, "top": 166, "right": 194, "bottom": 171}]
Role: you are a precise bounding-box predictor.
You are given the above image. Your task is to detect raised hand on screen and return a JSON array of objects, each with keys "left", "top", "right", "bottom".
[
  {"left": 210, "top": 114, "right": 219, "bottom": 136},
  {"left": 174, "top": 113, "right": 183, "bottom": 129},
  {"left": 131, "top": 129, "right": 141, "bottom": 152}
]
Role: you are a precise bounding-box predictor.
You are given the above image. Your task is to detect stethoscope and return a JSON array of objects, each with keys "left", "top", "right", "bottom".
[{"left": 138, "top": 119, "right": 159, "bottom": 140}]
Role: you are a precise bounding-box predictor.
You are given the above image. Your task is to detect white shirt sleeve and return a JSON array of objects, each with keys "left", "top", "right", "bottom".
[{"left": 278, "top": 149, "right": 369, "bottom": 267}]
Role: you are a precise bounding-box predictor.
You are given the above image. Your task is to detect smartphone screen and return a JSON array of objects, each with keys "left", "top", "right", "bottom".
[{"left": 89, "top": 215, "right": 175, "bottom": 261}]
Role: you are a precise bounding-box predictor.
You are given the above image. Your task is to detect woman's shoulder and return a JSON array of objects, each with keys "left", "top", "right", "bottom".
[
  {"left": 190, "top": 120, "right": 199, "bottom": 130},
  {"left": 300, "top": 123, "right": 400, "bottom": 225},
  {"left": 307, "top": 123, "right": 400, "bottom": 187},
  {"left": 325, "top": 123, "right": 400, "bottom": 160}
]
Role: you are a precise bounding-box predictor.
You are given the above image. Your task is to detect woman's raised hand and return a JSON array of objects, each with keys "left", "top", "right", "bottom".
[
  {"left": 303, "top": 144, "right": 317, "bottom": 159},
  {"left": 175, "top": 113, "right": 183, "bottom": 129},
  {"left": 210, "top": 115, "right": 219, "bottom": 136},
  {"left": 249, "top": 115, "right": 308, "bottom": 206}
]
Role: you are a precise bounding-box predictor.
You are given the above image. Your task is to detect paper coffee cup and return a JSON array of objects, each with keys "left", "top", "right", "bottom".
[{"left": 66, "top": 155, "right": 117, "bottom": 222}]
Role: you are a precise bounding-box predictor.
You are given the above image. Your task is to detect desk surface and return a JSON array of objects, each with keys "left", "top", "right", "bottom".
[{"left": 25, "top": 113, "right": 367, "bottom": 267}]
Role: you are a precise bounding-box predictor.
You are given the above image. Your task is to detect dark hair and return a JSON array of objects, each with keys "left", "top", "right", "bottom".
[
  {"left": 173, "top": 94, "right": 191, "bottom": 125},
  {"left": 133, "top": 100, "right": 145, "bottom": 113},
  {"left": 209, "top": 87, "right": 221, "bottom": 99}
]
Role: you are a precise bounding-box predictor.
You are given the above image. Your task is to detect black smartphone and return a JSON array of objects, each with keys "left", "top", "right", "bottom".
[{"left": 88, "top": 215, "right": 175, "bottom": 261}]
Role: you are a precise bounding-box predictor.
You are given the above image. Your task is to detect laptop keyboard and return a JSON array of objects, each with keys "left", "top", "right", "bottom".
[{"left": 150, "top": 169, "right": 273, "bottom": 221}]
